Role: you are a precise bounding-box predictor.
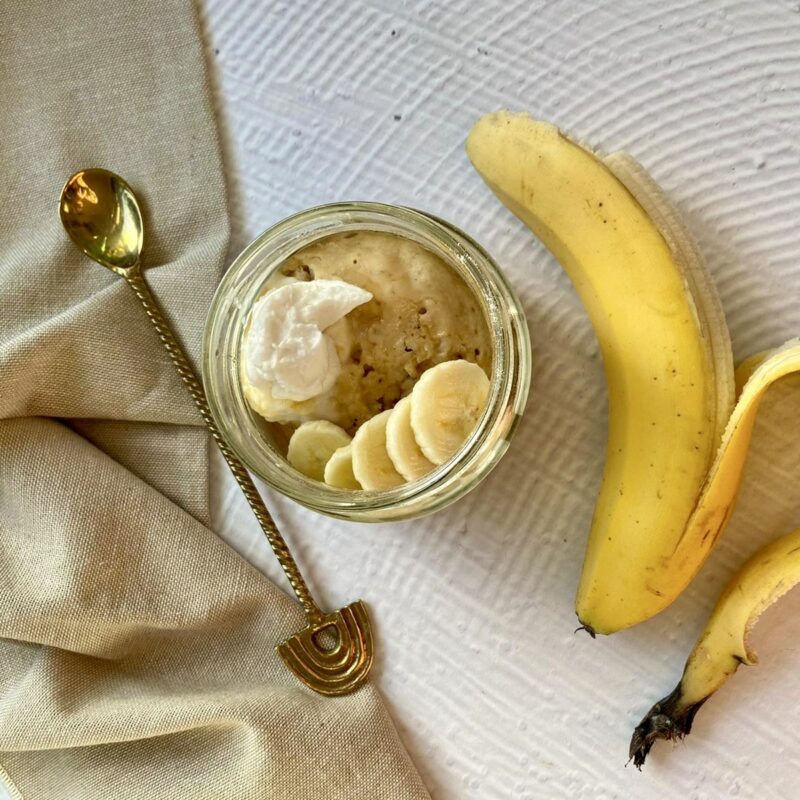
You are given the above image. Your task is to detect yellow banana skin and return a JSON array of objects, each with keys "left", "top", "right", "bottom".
[
  {"left": 669, "top": 340, "right": 800, "bottom": 589},
  {"left": 631, "top": 523, "right": 800, "bottom": 767},
  {"left": 734, "top": 349, "right": 773, "bottom": 395},
  {"left": 467, "top": 112, "right": 733, "bottom": 633}
]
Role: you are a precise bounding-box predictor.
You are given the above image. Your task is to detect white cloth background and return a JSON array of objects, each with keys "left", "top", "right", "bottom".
[{"left": 199, "top": 1, "right": 800, "bottom": 797}]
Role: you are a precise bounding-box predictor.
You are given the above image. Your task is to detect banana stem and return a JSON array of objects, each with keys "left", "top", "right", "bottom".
[
  {"left": 629, "top": 683, "right": 707, "bottom": 768},
  {"left": 574, "top": 623, "right": 597, "bottom": 639}
]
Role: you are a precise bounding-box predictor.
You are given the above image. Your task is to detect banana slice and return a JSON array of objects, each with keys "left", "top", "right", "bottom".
[
  {"left": 385, "top": 396, "right": 436, "bottom": 481},
  {"left": 410, "top": 360, "right": 490, "bottom": 465},
  {"left": 323, "top": 444, "right": 361, "bottom": 490},
  {"left": 351, "top": 409, "right": 405, "bottom": 491},
  {"left": 287, "top": 420, "right": 352, "bottom": 481}
]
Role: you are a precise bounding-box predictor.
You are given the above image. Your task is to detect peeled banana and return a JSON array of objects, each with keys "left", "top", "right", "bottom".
[
  {"left": 468, "top": 110, "right": 800, "bottom": 763},
  {"left": 467, "top": 112, "right": 734, "bottom": 633},
  {"left": 630, "top": 523, "right": 800, "bottom": 767}
]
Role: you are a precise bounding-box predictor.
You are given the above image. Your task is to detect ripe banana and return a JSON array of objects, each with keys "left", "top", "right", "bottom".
[
  {"left": 410, "top": 360, "right": 490, "bottom": 465},
  {"left": 467, "top": 112, "right": 735, "bottom": 633},
  {"left": 324, "top": 444, "right": 361, "bottom": 490},
  {"left": 630, "top": 523, "right": 800, "bottom": 767},
  {"left": 351, "top": 409, "right": 405, "bottom": 490},
  {"left": 287, "top": 420, "right": 352, "bottom": 481},
  {"left": 385, "top": 395, "right": 435, "bottom": 481}
]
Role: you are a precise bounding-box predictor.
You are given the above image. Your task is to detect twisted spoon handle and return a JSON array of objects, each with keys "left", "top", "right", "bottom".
[{"left": 125, "top": 269, "right": 323, "bottom": 623}]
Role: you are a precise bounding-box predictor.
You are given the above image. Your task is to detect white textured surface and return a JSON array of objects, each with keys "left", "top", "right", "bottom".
[{"left": 199, "top": 1, "right": 800, "bottom": 797}]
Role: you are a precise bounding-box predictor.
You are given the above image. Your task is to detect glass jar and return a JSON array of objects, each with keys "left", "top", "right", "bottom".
[{"left": 203, "top": 202, "right": 531, "bottom": 522}]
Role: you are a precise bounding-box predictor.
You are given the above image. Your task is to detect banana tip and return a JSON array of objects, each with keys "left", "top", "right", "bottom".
[{"left": 574, "top": 621, "right": 597, "bottom": 639}]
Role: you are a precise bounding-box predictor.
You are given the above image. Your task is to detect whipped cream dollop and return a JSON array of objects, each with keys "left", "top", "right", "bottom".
[{"left": 244, "top": 279, "right": 372, "bottom": 402}]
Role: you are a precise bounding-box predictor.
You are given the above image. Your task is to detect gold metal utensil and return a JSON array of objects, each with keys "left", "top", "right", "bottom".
[{"left": 59, "top": 168, "right": 374, "bottom": 696}]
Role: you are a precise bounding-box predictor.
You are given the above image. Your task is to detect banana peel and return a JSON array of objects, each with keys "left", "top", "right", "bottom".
[
  {"left": 672, "top": 340, "right": 800, "bottom": 581},
  {"left": 628, "top": 344, "right": 800, "bottom": 764},
  {"left": 631, "top": 523, "right": 800, "bottom": 767}
]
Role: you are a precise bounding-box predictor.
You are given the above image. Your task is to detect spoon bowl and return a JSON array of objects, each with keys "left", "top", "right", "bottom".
[{"left": 59, "top": 168, "right": 143, "bottom": 274}]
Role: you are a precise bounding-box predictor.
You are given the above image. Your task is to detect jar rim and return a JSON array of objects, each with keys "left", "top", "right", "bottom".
[{"left": 202, "top": 202, "right": 531, "bottom": 521}]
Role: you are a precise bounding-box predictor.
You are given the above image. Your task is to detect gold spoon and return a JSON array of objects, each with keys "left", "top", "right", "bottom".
[{"left": 59, "top": 168, "right": 373, "bottom": 696}]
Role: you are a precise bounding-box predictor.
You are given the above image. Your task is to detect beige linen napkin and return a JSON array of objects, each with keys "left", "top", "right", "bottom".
[{"left": 0, "top": 2, "right": 429, "bottom": 798}]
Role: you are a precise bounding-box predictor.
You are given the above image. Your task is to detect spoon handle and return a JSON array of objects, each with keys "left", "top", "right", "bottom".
[{"left": 124, "top": 269, "right": 323, "bottom": 623}]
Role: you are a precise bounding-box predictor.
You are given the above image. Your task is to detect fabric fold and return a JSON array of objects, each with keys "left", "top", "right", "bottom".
[{"left": 0, "top": 418, "right": 428, "bottom": 799}]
